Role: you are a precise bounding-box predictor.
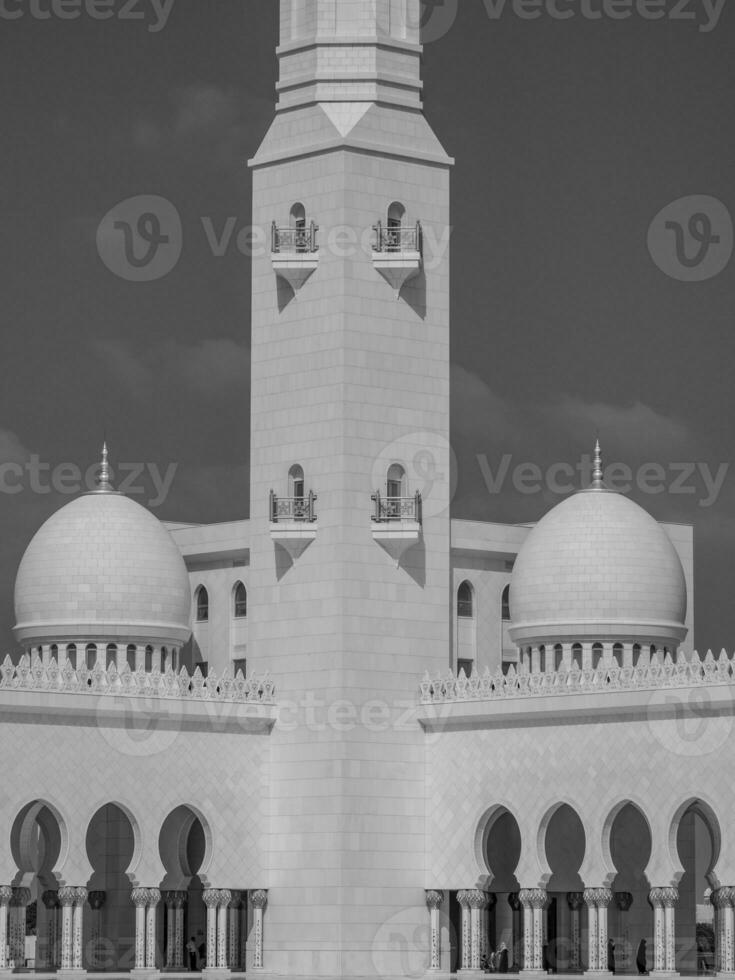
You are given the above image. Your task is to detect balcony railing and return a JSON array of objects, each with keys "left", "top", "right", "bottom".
[
  {"left": 372, "top": 221, "right": 422, "bottom": 253},
  {"left": 419, "top": 648, "right": 735, "bottom": 705},
  {"left": 271, "top": 221, "right": 319, "bottom": 254},
  {"left": 371, "top": 492, "right": 422, "bottom": 524},
  {"left": 270, "top": 490, "right": 317, "bottom": 523}
]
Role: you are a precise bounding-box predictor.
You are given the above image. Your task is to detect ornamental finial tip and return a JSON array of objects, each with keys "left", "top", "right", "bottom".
[
  {"left": 96, "top": 442, "right": 114, "bottom": 492},
  {"left": 591, "top": 439, "right": 604, "bottom": 489}
]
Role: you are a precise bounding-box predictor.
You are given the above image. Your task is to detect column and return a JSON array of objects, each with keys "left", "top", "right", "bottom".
[
  {"left": 426, "top": 891, "right": 443, "bottom": 972},
  {"left": 132, "top": 888, "right": 148, "bottom": 971},
  {"left": 614, "top": 892, "right": 633, "bottom": 973},
  {"left": 217, "top": 890, "right": 232, "bottom": 969},
  {"left": 457, "top": 891, "right": 472, "bottom": 972},
  {"left": 568, "top": 892, "right": 584, "bottom": 972},
  {"left": 468, "top": 890, "right": 486, "bottom": 971},
  {"left": 0, "top": 886, "right": 12, "bottom": 972},
  {"left": 59, "top": 887, "right": 76, "bottom": 972},
  {"left": 42, "top": 890, "right": 60, "bottom": 969},
  {"left": 227, "top": 893, "right": 242, "bottom": 972},
  {"left": 88, "top": 891, "right": 106, "bottom": 970},
  {"left": 9, "top": 887, "right": 30, "bottom": 967},
  {"left": 519, "top": 888, "right": 546, "bottom": 973},
  {"left": 649, "top": 889, "right": 666, "bottom": 974},
  {"left": 165, "top": 891, "right": 187, "bottom": 969},
  {"left": 145, "top": 889, "right": 160, "bottom": 970},
  {"left": 597, "top": 888, "right": 612, "bottom": 974},
  {"left": 663, "top": 888, "right": 678, "bottom": 973},
  {"left": 712, "top": 887, "right": 735, "bottom": 976},
  {"left": 72, "top": 887, "right": 87, "bottom": 971},
  {"left": 584, "top": 888, "right": 613, "bottom": 974},
  {"left": 250, "top": 891, "right": 267, "bottom": 971},
  {"left": 203, "top": 890, "right": 219, "bottom": 969}
]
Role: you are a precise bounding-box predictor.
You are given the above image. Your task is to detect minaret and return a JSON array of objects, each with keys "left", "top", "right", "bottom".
[{"left": 248, "top": 2, "right": 452, "bottom": 975}]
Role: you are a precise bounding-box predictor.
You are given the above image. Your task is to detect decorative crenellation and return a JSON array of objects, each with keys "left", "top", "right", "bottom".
[
  {"left": 420, "top": 648, "right": 735, "bottom": 704},
  {"left": 0, "top": 653, "right": 275, "bottom": 703}
]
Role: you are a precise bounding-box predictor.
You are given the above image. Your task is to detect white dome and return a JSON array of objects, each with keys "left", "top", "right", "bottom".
[
  {"left": 14, "top": 491, "right": 192, "bottom": 648},
  {"left": 508, "top": 488, "right": 687, "bottom": 648}
]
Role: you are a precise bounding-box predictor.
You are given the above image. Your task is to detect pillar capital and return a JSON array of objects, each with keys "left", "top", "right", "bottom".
[
  {"left": 519, "top": 887, "right": 547, "bottom": 909},
  {"left": 614, "top": 890, "right": 633, "bottom": 912},
  {"left": 73, "top": 886, "right": 88, "bottom": 907},
  {"left": 88, "top": 890, "right": 106, "bottom": 910},
  {"left": 217, "top": 888, "right": 232, "bottom": 908},
  {"left": 251, "top": 888, "right": 268, "bottom": 910},
  {"left": 131, "top": 887, "right": 150, "bottom": 909},
  {"left": 11, "top": 886, "right": 31, "bottom": 906},
  {"left": 203, "top": 888, "right": 220, "bottom": 909},
  {"left": 0, "top": 886, "right": 13, "bottom": 907},
  {"left": 584, "top": 886, "right": 613, "bottom": 908},
  {"left": 425, "top": 890, "right": 443, "bottom": 910},
  {"left": 713, "top": 886, "right": 735, "bottom": 908},
  {"left": 649, "top": 886, "right": 679, "bottom": 908},
  {"left": 42, "top": 889, "right": 60, "bottom": 909},
  {"left": 59, "top": 886, "right": 77, "bottom": 907},
  {"left": 466, "top": 889, "right": 488, "bottom": 909}
]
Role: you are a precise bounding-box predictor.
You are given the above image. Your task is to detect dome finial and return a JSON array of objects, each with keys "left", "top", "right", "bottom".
[
  {"left": 96, "top": 442, "right": 114, "bottom": 492},
  {"left": 591, "top": 439, "right": 604, "bottom": 490}
]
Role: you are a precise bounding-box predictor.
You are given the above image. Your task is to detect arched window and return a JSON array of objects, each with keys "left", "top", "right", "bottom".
[
  {"left": 457, "top": 581, "right": 473, "bottom": 618},
  {"left": 289, "top": 464, "right": 305, "bottom": 499},
  {"left": 290, "top": 202, "right": 307, "bottom": 251},
  {"left": 126, "top": 644, "right": 137, "bottom": 671},
  {"left": 50, "top": 644, "right": 58, "bottom": 661},
  {"left": 572, "top": 643, "right": 582, "bottom": 668},
  {"left": 85, "top": 644, "right": 98, "bottom": 670},
  {"left": 387, "top": 463, "right": 406, "bottom": 499},
  {"left": 106, "top": 644, "right": 117, "bottom": 669},
  {"left": 196, "top": 586, "right": 209, "bottom": 623},
  {"left": 386, "top": 201, "right": 406, "bottom": 251},
  {"left": 66, "top": 644, "right": 77, "bottom": 667},
  {"left": 501, "top": 584, "right": 511, "bottom": 622},
  {"left": 613, "top": 643, "right": 623, "bottom": 665},
  {"left": 145, "top": 646, "right": 153, "bottom": 672},
  {"left": 554, "top": 643, "right": 564, "bottom": 671},
  {"left": 171, "top": 648, "right": 179, "bottom": 672},
  {"left": 234, "top": 582, "right": 248, "bottom": 619},
  {"left": 592, "top": 642, "right": 604, "bottom": 669},
  {"left": 633, "top": 643, "right": 642, "bottom": 665}
]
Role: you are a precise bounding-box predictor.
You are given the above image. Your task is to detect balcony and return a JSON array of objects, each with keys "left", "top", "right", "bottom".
[
  {"left": 370, "top": 492, "right": 422, "bottom": 562},
  {"left": 269, "top": 491, "right": 317, "bottom": 559},
  {"left": 270, "top": 221, "right": 319, "bottom": 291},
  {"left": 372, "top": 221, "right": 422, "bottom": 294},
  {"left": 416, "top": 649, "right": 735, "bottom": 731},
  {"left": 0, "top": 654, "right": 277, "bottom": 732}
]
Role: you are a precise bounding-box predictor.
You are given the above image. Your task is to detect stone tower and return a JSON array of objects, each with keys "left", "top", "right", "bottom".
[{"left": 248, "top": 1, "right": 453, "bottom": 974}]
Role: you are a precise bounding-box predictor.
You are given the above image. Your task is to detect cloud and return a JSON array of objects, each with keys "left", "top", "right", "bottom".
[{"left": 93, "top": 338, "right": 250, "bottom": 400}]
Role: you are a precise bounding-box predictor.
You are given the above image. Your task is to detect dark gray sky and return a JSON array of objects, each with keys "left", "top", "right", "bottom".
[{"left": 0, "top": 0, "right": 733, "bottom": 652}]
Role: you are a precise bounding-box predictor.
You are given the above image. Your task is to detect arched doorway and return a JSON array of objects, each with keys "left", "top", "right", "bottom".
[
  {"left": 10, "top": 800, "right": 65, "bottom": 971},
  {"left": 159, "top": 806, "right": 212, "bottom": 971},
  {"left": 608, "top": 803, "right": 653, "bottom": 975},
  {"left": 85, "top": 803, "right": 138, "bottom": 971},
  {"left": 481, "top": 808, "right": 522, "bottom": 970},
  {"left": 543, "top": 804, "right": 586, "bottom": 973},
  {"left": 674, "top": 801, "right": 719, "bottom": 975}
]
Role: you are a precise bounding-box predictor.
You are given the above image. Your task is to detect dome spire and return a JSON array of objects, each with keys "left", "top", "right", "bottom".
[
  {"left": 96, "top": 442, "right": 114, "bottom": 493},
  {"left": 591, "top": 439, "right": 604, "bottom": 490}
]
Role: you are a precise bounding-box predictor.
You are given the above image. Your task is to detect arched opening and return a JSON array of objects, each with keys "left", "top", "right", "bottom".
[
  {"left": 195, "top": 587, "right": 209, "bottom": 623},
  {"left": 456, "top": 581, "right": 475, "bottom": 676},
  {"left": 85, "top": 644, "right": 97, "bottom": 670},
  {"left": 386, "top": 201, "right": 406, "bottom": 251},
  {"left": 106, "top": 644, "right": 117, "bottom": 670},
  {"left": 234, "top": 582, "right": 247, "bottom": 619},
  {"left": 386, "top": 463, "right": 406, "bottom": 499},
  {"left": 65, "top": 644, "right": 77, "bottom": 668},
  {"left": 290, "top": 202, "right": 307, "bottom": 251},
  {"left": 543, "top": 804, "right": 586, "bottom": 972},
  {"left": 633, "top": 643, "right": 642, "bottom": 666},
  {"left": 592, "top": 643, "right": 604, "bottom": 670},
  {"left": 501, "top": 585, "right": 511, "bottom": 622},
  {"left": 613, "top": 643, "right": 624, "bottom": 666},
  {"left": 10, "top": 800, "right": 66, "bottom": 971},
  {"left": 608, "top": 803, "right": 653, "bottom": 975},
  {"left": 674, "top": 801, "right": 720, "bottom": 975},
  {"left": 126, "top": 645, "right": 137, "bottom": 671},
  {"left": 572, "top": 644, "right": 582, "bottom": 670},
  {"left": 85, "top": 804, "right": 138, "bottom": 971},
  {"left": 288, "top": 464, "right": 305, "bottom": 500},
  {"left": 144, "top": 646, "right": 153, "bottom": 672},
  {"left": 554, "top": 644, "right": 564, "bottom": 671},
  {"left": 159, "top": 806, "right": 219, "bottom": 971},
  {"left": 480, "top": 808, "right": 523, "bottom": 971}
]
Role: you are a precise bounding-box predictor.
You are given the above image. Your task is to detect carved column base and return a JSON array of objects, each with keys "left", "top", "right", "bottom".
[
  {"left": 131, "top": 969, "right": 161, "bottom": 980},
  {"left": 202, "top": 969, "right": 232, "bottom": 980}
]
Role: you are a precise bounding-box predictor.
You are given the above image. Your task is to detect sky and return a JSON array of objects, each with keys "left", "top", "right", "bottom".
[{"left": 0, "top": 0, "right": 733, "bottom": 652}]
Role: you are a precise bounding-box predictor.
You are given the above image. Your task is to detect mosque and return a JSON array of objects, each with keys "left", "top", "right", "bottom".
[{"left": 1, "top": 2, "right": 733, "bottom": 980}]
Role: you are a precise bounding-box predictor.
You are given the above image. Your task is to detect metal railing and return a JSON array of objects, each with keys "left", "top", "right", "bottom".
[
  {"left": 270, "top": 490, "right": 318, "bottom": 523},
  {"left": 271, "top": 221, "right": 319, "bottom": 254},
  {"left": 372, "top": 221, "right": 422, "bottom": 253},
  {"left": 371, "top": 491, "right": 422, "bottom": 524}
]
